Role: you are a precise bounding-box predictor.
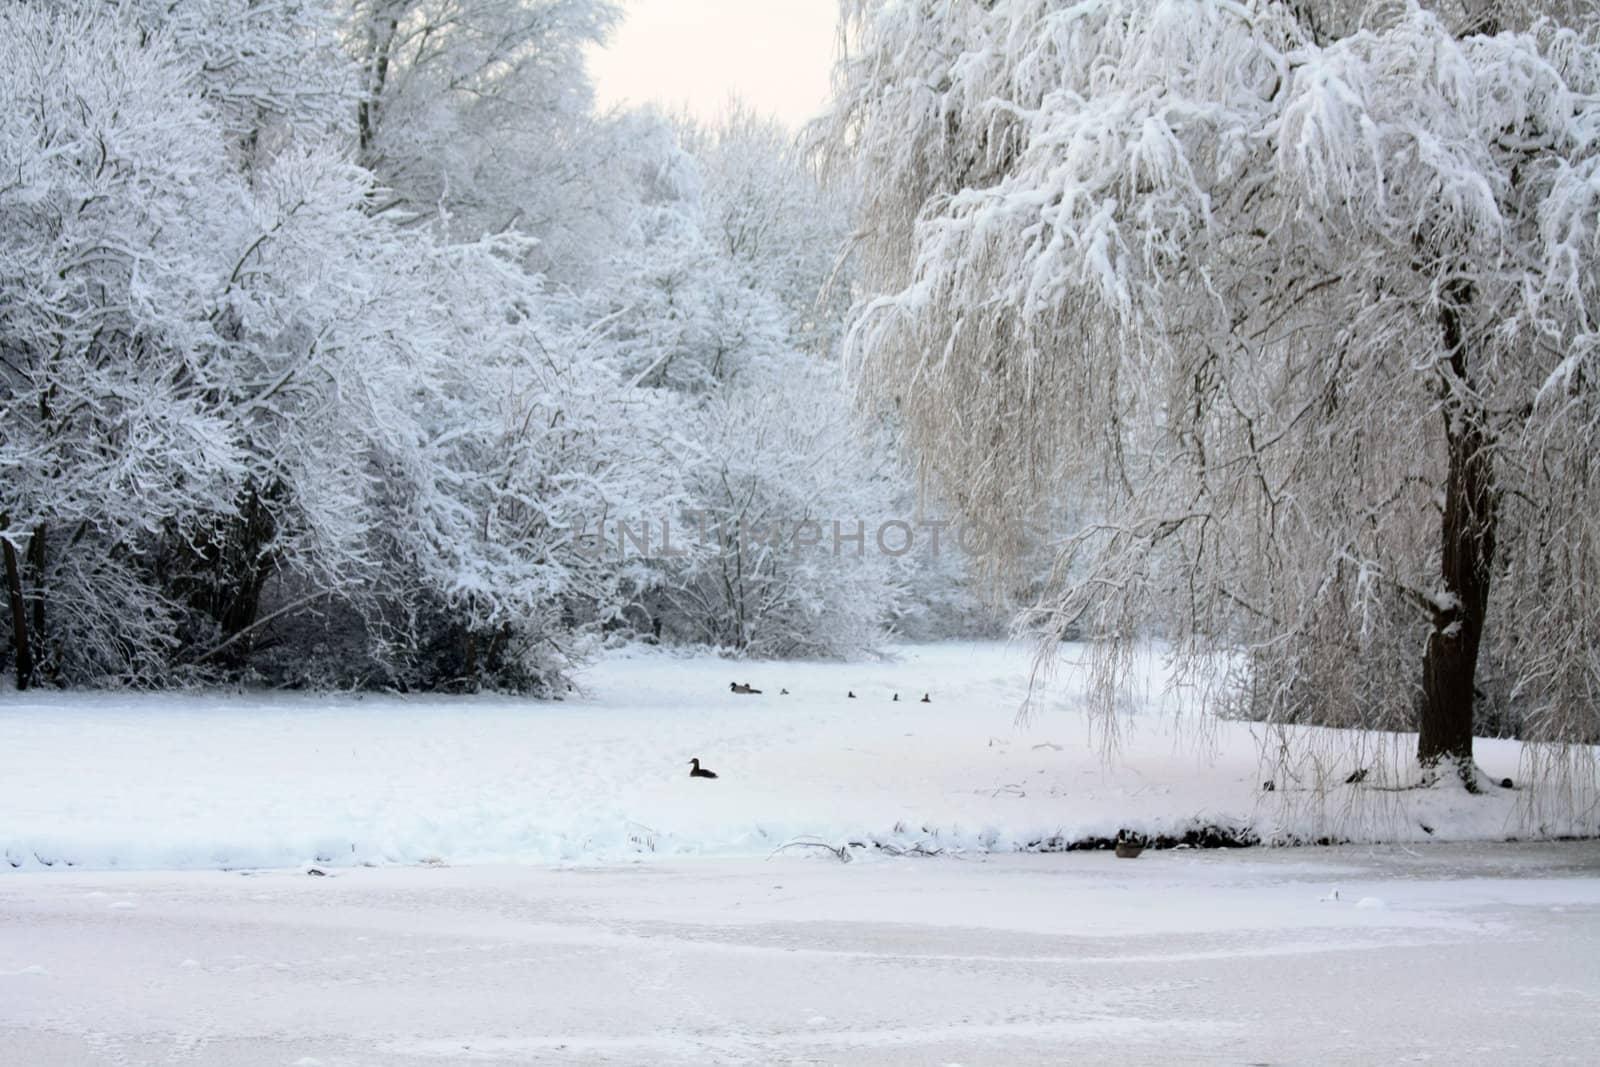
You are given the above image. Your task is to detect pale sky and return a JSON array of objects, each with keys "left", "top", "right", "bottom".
[{"left": 588, "top": 0, "right": 840, "bottom": 129}]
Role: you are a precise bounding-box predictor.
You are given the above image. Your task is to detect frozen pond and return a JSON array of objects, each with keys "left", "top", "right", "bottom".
[{"left": 4, "top": 842, "right": 1598, "bottom": 1065}]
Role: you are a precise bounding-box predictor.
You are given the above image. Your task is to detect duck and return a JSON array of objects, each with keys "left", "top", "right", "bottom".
[
  {"left": 689, "top": 758, "right": 719, "bottom": 779},
  {"left": 920, "top": 693, "right": 931, "bottom": 703},
  {"left": 779, "top": 688, "right": 789, "bottom": 695},
  {"left": 730, "top": 682, "right": 762, "bottom": 694},
  {"left": 847, "top": 690, "right": 856, "bottom": 699},
  {"left": 1113, "top": 832, "right": 1143, "bottom": 859},
  {"left": 893, "top": 693, "right": 899, "bottom": 702}
]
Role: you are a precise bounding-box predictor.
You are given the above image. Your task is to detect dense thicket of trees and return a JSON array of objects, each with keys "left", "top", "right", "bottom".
[
  {"left": 0, "top": 0, "right": 974, "bottom": 692},
  {"left": 822, "top": 0, "right": 1600, "bottom": 780}
]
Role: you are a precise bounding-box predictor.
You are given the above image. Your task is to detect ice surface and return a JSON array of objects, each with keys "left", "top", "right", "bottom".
[{"left": 1, "top": 845, "right": 1597, "bottom": 1065}]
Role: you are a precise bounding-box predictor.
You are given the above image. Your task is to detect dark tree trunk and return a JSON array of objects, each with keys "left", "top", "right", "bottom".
[
  {"left": 27, "top": 523, "right": 45, "bottom": 677},
  {"left": 1419, "top": 283, "right": 1496, "bottom": 785},
  {"left": 218, "top": 493, "right": 272, "bottom": 643},
  {"left": 2, "top": 524, "right": 33, "bottom": 691},
  {"left": 357, "top": 12, "right": 399, "bottom": 158},
  {"left": 244, "top": 491, "right": 275, "bottom": 629}
]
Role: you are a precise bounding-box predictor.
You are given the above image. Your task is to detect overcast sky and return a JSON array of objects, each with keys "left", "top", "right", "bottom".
[{"left": 587, "top": 0, "right": 840, "bottom": 128}]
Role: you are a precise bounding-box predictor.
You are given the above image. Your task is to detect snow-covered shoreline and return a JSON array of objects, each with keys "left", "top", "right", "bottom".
[{"left": 3, "top": 642, "right": 1595, "bottom": 874}]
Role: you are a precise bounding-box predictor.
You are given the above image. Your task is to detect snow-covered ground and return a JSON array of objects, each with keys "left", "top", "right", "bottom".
[
  {"left": 3, "top": 844, "right": 1599, "bottom": 1065},
  {"left": 2, "top": 642, "right": 1597, "bottom": 872},
  {"left": 5, "top": 642, "right": 1600, "bottom": 1063}
]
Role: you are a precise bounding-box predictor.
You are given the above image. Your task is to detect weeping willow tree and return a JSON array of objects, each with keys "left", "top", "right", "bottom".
[{"left": 820, "top": 0, "right": 1600, "bottom": 799}]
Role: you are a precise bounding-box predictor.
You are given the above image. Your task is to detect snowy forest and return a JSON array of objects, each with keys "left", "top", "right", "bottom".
[
  {"left": 0, "top": 0, "right": 1001, "bottom": 697},
  {"left": 5, "top": 0, "right": 1600, "bottom": 783}
]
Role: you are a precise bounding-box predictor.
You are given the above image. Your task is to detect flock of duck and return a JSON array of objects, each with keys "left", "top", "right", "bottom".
[
  {"left": 687, "top": 685, "right": 1149, "bottom": 860},
  {"left": 727, "top": 681, "right": 929, "bottom": 702},
  {"left": 687, "top": 683, "right": 933, "bottom": 782}
]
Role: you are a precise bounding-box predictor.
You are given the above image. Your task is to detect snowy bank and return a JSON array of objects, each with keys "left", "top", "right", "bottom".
[{"left": 2, "top": 642, "right": 1595, "bottom": 872}]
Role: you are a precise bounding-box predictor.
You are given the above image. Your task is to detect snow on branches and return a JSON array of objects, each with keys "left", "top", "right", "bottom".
[{"left": 824, "top": 0, "right": 1600, "bottom": 768}]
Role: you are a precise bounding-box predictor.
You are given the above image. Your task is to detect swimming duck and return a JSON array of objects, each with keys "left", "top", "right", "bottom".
[{"left": 689, "top": 758, "right": 719, "bottom": 779}]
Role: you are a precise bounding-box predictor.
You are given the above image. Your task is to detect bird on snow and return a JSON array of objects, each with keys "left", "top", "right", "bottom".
[
  {"left": 920, "top": 693, "right": 931, "bottom": 703},
  {"left": 780, "top": 688, "right": 789, "bottom": 695},
  {"left": 730, "top": 682, "right": 762, "bottom": 694},
  {"left": 847, "top": 690, "right": 857, "bottom": 699},
  {"left": 1113, "top": 832, "right": 1144, "bottom": 859},
  {"left": 893, "top": 693, "right": 899, "bottom": 702},
  {"left": 689, "top": 758, "right": 719, "bottom": 779}
]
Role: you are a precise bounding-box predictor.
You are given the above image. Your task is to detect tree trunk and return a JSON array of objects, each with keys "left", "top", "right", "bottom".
[
  {"left": 1419, "top": 286, "right": 1496, "bottom": 785},
  {"left": 357, "top": 12, "right": 399, "bottom": 158},
  {"left": 2, "top": 523, "right": 33, "bottom": 691},
  {"left": 27, "top": 523, "right": 45, "bottom": 678}
]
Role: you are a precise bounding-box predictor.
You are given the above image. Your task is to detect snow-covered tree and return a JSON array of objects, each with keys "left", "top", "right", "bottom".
[
  {"left": 581, "top": 111, "right": 795, "bottom": 393},
  {"left": 658, "top": 356, "right": 902, "bottom": 658},
  {"left": 555, "top": 108, "right": 906, "bottom": 657},
  {"left": 125, "top": 0, "right": 355, "bottom": 167},
  {"left": 346, "top": 0, "right": 623, "bottom": 273},
  {"left": 823, "top": 0, "right": 1600, "bottom": 782},
  {"left": 1, "top": 2, "right": 688, "bottom": 691},
  {"left": 355, "top": 236, "right": 685, "bottom": 691},
  {"left": 0, "top": 3, "right": 250, "bottom": 686},
  {"left": 684, "top": 104, "right": 856, "bottom": 356},
  {"left": 161, "top": 135, "right": 683, "bottom": 690}
]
